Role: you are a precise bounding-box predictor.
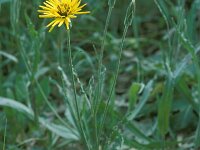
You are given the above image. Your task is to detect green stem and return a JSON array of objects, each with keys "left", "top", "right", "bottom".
[
  {"left": 94, "top": 2, "right": 116, "bottom": 147},
  {"left": 59, "top": 40, "right": 64, "bottom": 68},
  {"left": 96, "top": 3, "right": 115, "bottom": 104},
  {"left": 67, "top": 30, "right": 91, "bottom": 150},
  {"left": 95, "top": 0, "right": 116, "bottom": 109},
  {"left": 99, "top": 25, "right": 129, "bottom": 141}
]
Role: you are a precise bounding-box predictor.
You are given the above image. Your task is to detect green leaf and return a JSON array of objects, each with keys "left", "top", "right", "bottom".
[
  {"left": 0, "top": 51, "right": 18, "bottom": 63},
  {"left": 158, "top": 78, "right": 174, "bottom": 136},
  {"left": 0, "top": 97, "right": 79, "bottom": 141},
  {"left": 35, "top": 77, "right": 51, "bottom": 107},
  {"left": 128, "top": 82, "right": 144, "bottom": 111},
  {"left": 14, "top": 75, "right": 29, "bottom": 101},
  {"left": 128, "top": 80, "right": 154, "bottom": 120}
]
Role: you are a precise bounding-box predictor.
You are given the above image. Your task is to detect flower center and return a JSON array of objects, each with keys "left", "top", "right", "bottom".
[{"left": 57, "top": 3, "right": 70, "bottom": 17}]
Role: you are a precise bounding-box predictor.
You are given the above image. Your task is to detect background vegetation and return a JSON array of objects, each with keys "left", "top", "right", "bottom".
[{"left": 0, "top": 0, "right": 200, "bottom": 149}]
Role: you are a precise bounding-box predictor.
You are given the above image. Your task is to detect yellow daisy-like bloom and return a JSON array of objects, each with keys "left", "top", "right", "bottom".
[{"left": 38, "top": 0, "right": 90, "bottom": 32}]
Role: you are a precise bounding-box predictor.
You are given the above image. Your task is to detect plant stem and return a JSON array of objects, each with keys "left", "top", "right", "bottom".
[
  {"left": 59, "top": 39, "right": 64, "bottom": 68},
  {"left": 98, "top": 0, "right": 135, "bottom": 145},
  {"left": 99, "top": 25, "right": 129, "bottom": 141},
  {"left": 95, "top": 2, "right": 115, "bottom": 109},
  {"left": 67, "top": 30, "right": 91, "bottom": 150},
  {"left": 94, "top": 1, "right": 116, "bottom": 147}
]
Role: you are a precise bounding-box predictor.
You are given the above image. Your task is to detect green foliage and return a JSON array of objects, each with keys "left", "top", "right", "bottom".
[
  {"left": 128, "top": 82, "right": 144, "bottom": 111},
  {"left": 0, "top": 0, "right": 200, "bottom": 149}
]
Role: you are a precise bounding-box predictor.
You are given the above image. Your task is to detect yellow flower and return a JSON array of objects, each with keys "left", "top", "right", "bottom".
[{"left": 38, "top": 0, "right": 90, "bottom": 32}]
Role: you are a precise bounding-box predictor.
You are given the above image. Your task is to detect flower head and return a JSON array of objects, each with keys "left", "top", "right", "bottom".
[{"left": 38, "top": 0, "right": 90, "bottom": 32}]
